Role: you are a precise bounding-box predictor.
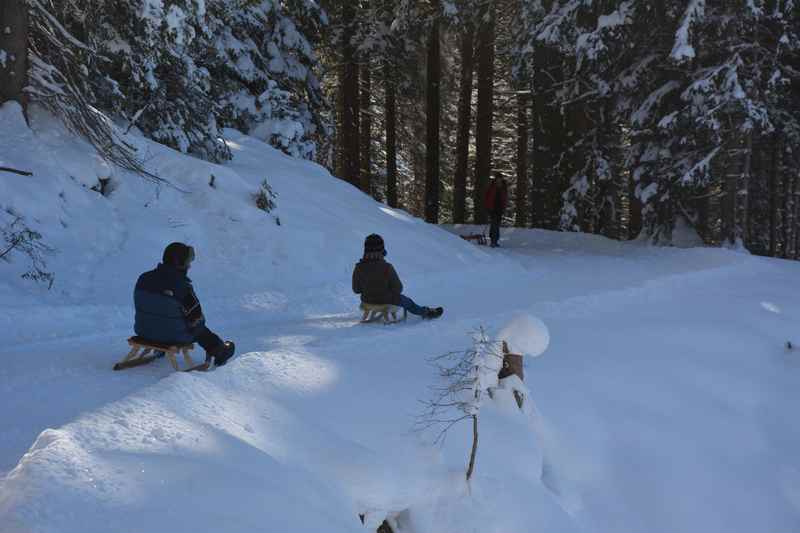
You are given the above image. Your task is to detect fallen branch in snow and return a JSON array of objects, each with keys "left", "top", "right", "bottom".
[{"left": 0, "top": 167, "right": 33, "bottom": 176}]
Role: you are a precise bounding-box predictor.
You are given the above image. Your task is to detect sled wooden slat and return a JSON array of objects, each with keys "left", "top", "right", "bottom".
[
  {"left": 114, "top": 337, "right": 197, "bottom": 371},
  {"left": 360, "top": 303, "right": 407, "bottom": 324},
  {"left": 460, "top": 233, "right": 487, "bottom": 246}
]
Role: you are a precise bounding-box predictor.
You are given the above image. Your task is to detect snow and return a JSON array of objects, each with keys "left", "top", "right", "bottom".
[
  {"left": 2, "top": 103, "right": 800, "bottom": 532},
  {"left": 497, "top": 314, "right": 550, "bottom": 357},
  {"left": 671, "top": 0, "right": 706, "bottom": 62}
]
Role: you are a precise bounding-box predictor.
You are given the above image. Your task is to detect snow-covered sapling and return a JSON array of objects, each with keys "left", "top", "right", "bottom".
[
  {"left": 253, "top": 179, "right": 278, "bottom": 213},
  {"left": 415, "top": 328, "right": 504, "bottom": 482}
]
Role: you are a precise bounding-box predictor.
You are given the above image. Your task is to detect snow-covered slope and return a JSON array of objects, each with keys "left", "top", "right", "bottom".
[
  {"left": 2, "top": 103, "right": 800, "bottom": 533},
  {"left": 0, "top": 102, "right": 499, "bottom": 344}
]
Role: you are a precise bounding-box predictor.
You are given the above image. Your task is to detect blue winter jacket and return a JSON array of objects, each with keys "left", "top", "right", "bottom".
[{"left": 133, "top": 264, "right": 204, "bottom": 344}]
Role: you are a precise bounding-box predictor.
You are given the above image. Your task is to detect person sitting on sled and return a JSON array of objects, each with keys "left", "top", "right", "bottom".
[
  {"left": 134, "top": 242, "right": 235, "bottom": 366},
  {"left": 352, "top": 234, "right": 444, "bottom": 320}
]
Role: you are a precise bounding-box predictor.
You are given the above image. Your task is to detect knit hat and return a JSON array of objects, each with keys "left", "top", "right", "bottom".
[
  {"left": 163, "top": 242, "right": 195, "bottom": 270},
  {"left": 364, "top": 234, "right": 386, "bottom": 256}
]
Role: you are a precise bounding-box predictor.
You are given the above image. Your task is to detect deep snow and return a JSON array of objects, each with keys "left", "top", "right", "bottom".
[{"left": 1, "top": 102, "right": 799, "bottom": 533}]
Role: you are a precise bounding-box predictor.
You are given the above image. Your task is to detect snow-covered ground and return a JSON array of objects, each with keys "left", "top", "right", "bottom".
[{"left": 1, "top": 103, "right": 799, "bottom": 532}]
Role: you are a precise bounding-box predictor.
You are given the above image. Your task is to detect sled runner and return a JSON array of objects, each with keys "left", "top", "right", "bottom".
[
  {"left": 460, "top": 233, "right": 487, "bottom": 246},
  {"left": 360, "top": 303, "right": 407, "bottom": 324},
  {"left": 113, "top": 337, "right": 210, "bottom": 372}
]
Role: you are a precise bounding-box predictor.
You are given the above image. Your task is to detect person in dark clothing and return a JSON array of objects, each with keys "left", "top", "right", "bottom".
[
  {"left": 134, "top": 242, "right": 235, "bottom": 366},
  {"left": 484, "top": 173, "right": 509, "bottom": 247},
  {"left": 352, "top": 234, "right": 443, "bottom": 319}
]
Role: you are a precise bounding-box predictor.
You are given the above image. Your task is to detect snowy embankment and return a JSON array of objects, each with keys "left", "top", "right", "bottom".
[{"left": 2, "top": 102, "right": 800, "bottom": 533}]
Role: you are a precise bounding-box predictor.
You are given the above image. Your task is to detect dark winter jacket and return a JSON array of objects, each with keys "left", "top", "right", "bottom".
[
  {"left": 485, "top": 181, "right": 508, "bottom": 215},
  {"left": 352, "top": 258, "right": 403, "bottom": 306},
  {"left": 134, "top": 263, "right": 204, "bottom": 344}
]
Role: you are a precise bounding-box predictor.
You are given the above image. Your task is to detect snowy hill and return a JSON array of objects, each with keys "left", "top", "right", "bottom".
[{"left": 2, "top": 103, "right": 800, "bottom": 533}]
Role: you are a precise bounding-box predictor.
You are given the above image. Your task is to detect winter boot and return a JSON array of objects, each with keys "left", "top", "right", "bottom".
[
  {"left": 210, "top": 341, "right": 236, "bottom": 367},
  {"left": 423, "top": 307, "right": 444, "bottom": 320}
]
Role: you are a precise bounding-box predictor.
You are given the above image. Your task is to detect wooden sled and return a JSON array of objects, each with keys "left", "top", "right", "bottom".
[
  {"left": 360, "top": 303, "right": 408, "bottom": 324},
  {"left": 460, "top": 233, "right": 487, "bottom": 246},
  {"left": 113, "top": 336, "right": 210, "bottom": 372}
]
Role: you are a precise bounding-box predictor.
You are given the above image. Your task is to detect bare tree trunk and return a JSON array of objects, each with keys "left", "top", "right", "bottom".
[
  {"left": 466, "top": 414, "right": 478, "bottom": 482},
  {"left": 360, "top": 61, "right": 373, "bottom": 195},
  {"left": 629, "top": 175, "right": 643, "bottom": 239},
  {"left": 385, "top": 59, "right": 398, "bottom": 208},
  {"left": 721, "top": 143, "right": 738, "bottom": 247},
  {"left": 472, "top": 0, "right": 495, "bottom": 224},
  {"left": 769, "top": 134, "right": 778, "bottom": 256},
  {"left": 739, "top": 132, "right": 752, "bottom": 248},
  {"left": 335, "top": 63, "right": 346, "bottom": 178},
  {"left": 424, "top": 10, "right": 441, "bottom": 224},
  {"left": 341, "top": 1, "right": 360, "bottom": 188},
  {"left": 515, "top": 91, "right": 529, "bottom": 227},
  {"left": 453, "top": 24, "right": 475, "bottom": 224},
  {"left": 0, "top": 0, "right": 29, "bottom": 111}
]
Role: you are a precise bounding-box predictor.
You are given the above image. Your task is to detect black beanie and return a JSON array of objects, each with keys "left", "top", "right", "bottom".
[
  {"left": 163, "top": 242, "right": 195, "bottom": 269},
  {"left": 364, "top": 234, "right": 386, "bottom": 255}
]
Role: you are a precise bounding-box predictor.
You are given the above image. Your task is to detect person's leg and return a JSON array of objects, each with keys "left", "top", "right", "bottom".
[
  {"left": 193, "top": 325, "right": 235, "bottom": 366},
  {"left": 399, "top": 295, "right": 444, "bottom": 319},
  {"left": 489, "top": 213, "right": 500, "bottom": 246},
  {"left": 194, "top": 325, "right": 223, "bottom": 353},
  {"left": 399, "top": 294, "right": 427, "bottom": 316}
]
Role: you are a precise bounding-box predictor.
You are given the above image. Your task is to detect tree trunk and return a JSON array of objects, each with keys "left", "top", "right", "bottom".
[
  {"left": 341, "top": 1, "right": 360, "bottom": 188},
  {"left": 385, "top": 59, "right": 398, "bottom": 208},
  {"left": 335, "top": 63, "right": 346, "bottom": 178},
  {"left": 466, "top": 414, "right": 478, "bottom": 482},
  {"left": 360, "top": 61, "right": 373, "bottom": 195},
  {"left": 739, "top": 132, "right": 752, "bottom": 248},
  {"left": 424, "top": 12, "right": 441, "bottom": 224},
  {"left": 629, "top": 175, "right": 643, "bottom": 239},
  {"left": 769, "top": 134, "right": 778, "bottom": 256},
  {"left": 472, "top": 0, "right": 495, "bottom": 225},
  {"left": 515, "top": 91, "right": 529, "bottom": 227},
  {"left": 0, "top": 0, "right": 29, "bottom": 111},
  {"left": 531, "top": 43, "right": 565, "bottom": 230},
  {"left": 453, "top": 24, "right": 475, "bottom": 224}
]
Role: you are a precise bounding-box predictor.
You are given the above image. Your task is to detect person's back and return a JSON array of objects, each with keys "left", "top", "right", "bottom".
[
  {"left": 134, "top": 263, "right": 197, "bottom": 344},
  {"left": 352, "top": 256, "right": 403, "bottom": 306},
  {"left": 133, "top": 242, "right": 235, "bottom": 366},
  {"left": 352, "top": 234, "right": 443, "bottom": 319}
]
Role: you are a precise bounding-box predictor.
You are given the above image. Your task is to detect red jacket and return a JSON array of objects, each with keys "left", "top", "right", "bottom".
[{"left": 485, "top": 181, "right": 508, "bottom": 214}]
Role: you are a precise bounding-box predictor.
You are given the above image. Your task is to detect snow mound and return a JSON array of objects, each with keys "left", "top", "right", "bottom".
[{"left": 497, "top": 314, "right": 550, "bottom": 357}]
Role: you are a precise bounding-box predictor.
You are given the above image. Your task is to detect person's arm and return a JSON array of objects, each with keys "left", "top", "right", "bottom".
[
  {"left": 180, "top": 284, "right": 204, "bottom": 326},
  {"left": 388, "top": 264, "right": 403, "bottom": 295},
  {"left": 352, "top": 264, "right": 362, "bottom": 294}
]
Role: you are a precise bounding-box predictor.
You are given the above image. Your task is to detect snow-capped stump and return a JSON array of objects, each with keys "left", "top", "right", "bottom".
[
  {"left": 497, "top": 313, "right": 550, "bottom": 358},
  {"left": 494, "top": 314, "right": 549, "bottom": 409}
]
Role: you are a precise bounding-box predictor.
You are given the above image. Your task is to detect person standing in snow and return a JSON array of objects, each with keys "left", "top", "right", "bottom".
[
  {"left": 484, "top": 173, "right": 508, "bottom": 248},
  {"left": 352, "top": 234, "right": 444, "bottom": 320},
  {"left": 134, "top": 242, "right": 235, "bottom": 366}
]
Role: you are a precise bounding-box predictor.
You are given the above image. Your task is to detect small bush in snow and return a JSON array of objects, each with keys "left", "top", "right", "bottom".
[
  {"left": 0, "top": 209, "right": 55, "bottom": 289},
  {"left": 415, "top": 327, "right": 504, "bottom": 482},
  {"left": 253, "top": 179, "right": 278, "bottom": 213}
]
